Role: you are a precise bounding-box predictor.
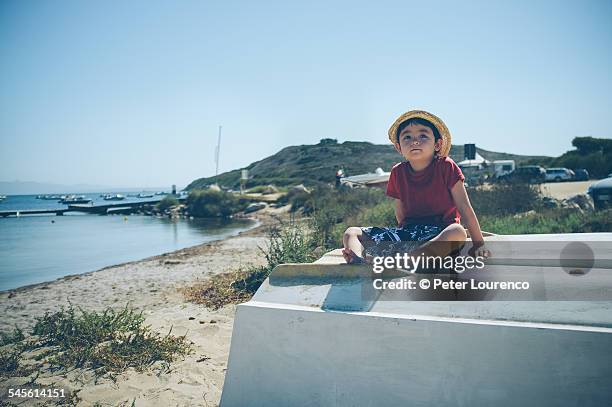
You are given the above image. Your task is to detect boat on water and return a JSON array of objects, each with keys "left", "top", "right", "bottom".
[
  {"left": 0, "top": 195, "right": 6, "bottom": 201},
  {"left": 103, "top": 194, "right": 125, "bottom": 201},
  {"left": 37, "top": 194, "right": 63, "bottom": 200},
  {"left": 60, "top": 195, "right": 92, "bottom": 204},
  {"left": 137, "top": 193, "right": 154, "bottom": 198},
  {"left": 154, "top": 191, "right": 167, "bottom": 195}
]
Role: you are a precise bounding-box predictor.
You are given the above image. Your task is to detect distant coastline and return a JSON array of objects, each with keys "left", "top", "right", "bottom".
[{"left": 0, "top": 181, "right": 180, "bottom": 196}]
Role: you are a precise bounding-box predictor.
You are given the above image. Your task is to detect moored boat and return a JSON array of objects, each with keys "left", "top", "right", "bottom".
[
  {"left": 103, "top": 194, "right": 125, "bottom": 201},
  {"left": 39, "top": 195, "right": 62, "bottom": 200},
  {"left": 60, "top": 195, "right": 92, "bottom": 204}
]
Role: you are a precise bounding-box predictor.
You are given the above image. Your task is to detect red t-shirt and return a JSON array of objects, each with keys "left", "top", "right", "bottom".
[{"left": 386, "top": 156, "right": 465, "bottom": 226}]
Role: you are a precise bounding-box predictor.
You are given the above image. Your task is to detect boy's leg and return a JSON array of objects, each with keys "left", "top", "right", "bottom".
[
  {"left": 414, "top": 223, "right": 467, "bottom": 258},
  {"left": 342, "top": 227, "right": 374, "bottom": 264}
]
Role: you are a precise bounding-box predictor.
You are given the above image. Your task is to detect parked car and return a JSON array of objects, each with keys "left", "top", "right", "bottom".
[
  {"left": 498, "top": 165, "right": 546, "bottom": 184},
  {"left": 545, "top": 167, "right": 575, "bottom": 182},
  {"left": 573, "top": 169, "right": 590, "bottom": 181},
  {"left": 588, "top": 177, "right": 612, "bottom": 210}
]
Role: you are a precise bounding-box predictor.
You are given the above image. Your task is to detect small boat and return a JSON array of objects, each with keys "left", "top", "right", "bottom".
[
  {"left": 103, "top": 194, "right": 125, "bottom": 201},
  {"left": 137, "top": 193, "right": 154, "bottom": 198},
  {"left": 60, "top": 195, "right": 92, "bottom": 204},
  {"left": 154, "top": 191, "right": 167, "bottom": 195},
  {"left": 244, "top": 202, "right": 266, "bottom": 214},
  {"left": 0, "top": 195, "right": 6, "bottom": 201}
]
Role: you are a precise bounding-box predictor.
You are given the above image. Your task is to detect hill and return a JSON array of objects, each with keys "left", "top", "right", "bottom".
[{"left": 185, "top": 139, "right": 551, "bottom": 190}]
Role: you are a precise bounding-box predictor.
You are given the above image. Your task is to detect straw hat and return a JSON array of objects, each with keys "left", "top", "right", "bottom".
[{"left": 388, "top": 110, "right": 452, "bottom": 157}]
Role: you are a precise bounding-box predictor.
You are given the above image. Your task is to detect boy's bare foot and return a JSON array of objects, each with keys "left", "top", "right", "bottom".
[
  {"left": 342, "top": 248, "right": 373, "bottom": 264},
  {"left": 342, "top": 247, "right": 360, "bottom": 263}
]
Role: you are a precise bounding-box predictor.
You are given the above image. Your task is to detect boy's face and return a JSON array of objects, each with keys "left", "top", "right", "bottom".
[{"left": 393, "top": 123, "right": 442, "bottom": 161}]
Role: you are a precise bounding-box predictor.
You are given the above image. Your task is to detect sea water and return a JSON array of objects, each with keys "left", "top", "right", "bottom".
[{"left": 0, "top": 194, "right": 256, "bottom": 291}]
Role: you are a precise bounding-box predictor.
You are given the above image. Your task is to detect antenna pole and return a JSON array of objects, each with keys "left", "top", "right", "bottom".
[{"left": 215, "top": 125, "right": 222, "bottom": 183}]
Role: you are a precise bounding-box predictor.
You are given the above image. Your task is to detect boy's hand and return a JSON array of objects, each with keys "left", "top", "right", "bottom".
[
  {"left": 468, "top": 241, "right": 491, "bottom": 259},
  {"left": 342, "top": 247, "right": 369, "bottom": 264},
  {"left": 342, "top": 247, "right": 352, "bottom": 263}
]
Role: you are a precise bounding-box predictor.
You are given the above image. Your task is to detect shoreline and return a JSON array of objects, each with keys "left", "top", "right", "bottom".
[
  {"left": 0, "top": 206, "right": 287, "bottom": 405},
  {"left": 1, "top": 216, "right": 263, "bottom": 295},
  {"left": 0, "top": 210, "right": 276, "bottom": 306}
]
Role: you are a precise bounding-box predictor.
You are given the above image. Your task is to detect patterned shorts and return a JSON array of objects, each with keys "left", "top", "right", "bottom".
[{"left": 360, "top": 224, "right": 445, "bottom": 258}]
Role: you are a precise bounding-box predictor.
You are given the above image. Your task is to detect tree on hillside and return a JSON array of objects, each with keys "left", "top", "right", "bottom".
[
  {"left": 318, "top": 138, "right": 338, "bottom": 145},
  {"left": 572, "top": 137, "right": 612, "bottom": 154},
  {"left": 551, "top": 136, "right": 612, "bottom": 178}
]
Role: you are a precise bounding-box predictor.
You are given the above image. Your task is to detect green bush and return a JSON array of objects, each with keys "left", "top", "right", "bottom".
[
  {"left": 0, "top": 327, "right": 24, "bottom": 346},
  {"left": 184, "top": 217, "right": 318, "bottom": 309},
  {"left": 352, "top": 199, "right": 396, "bottom": 227},
  {"left": 300, "top": 187, "right": 387, "bottom": 249},
  {"left": 468, "top": 183, "right": 543, "bottom": 216},
  {"left": 263, "top": 220, "right": 318, "bottom": 268},
  {"left": 286, "top": 191, "right": 311, "bottom": 212},
  {"left": 246, "top": 185, "right": 268, "bottom": 194},
  {"left": 186, "top": 189, "right": 248, "bottom": 218},
  {"left": 480, "top": 208, "right": 612, "bottom": 234},
  {"left": 246, "top": 185, "right": 278, "bottom": 194},
  {"left": 156, "top": 195, "right": 179, "bottom": 212}
]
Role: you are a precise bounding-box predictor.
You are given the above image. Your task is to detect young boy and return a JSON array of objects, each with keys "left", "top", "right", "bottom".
[{"left": 342, "top": 110, "right": 489, "bottom": 264}]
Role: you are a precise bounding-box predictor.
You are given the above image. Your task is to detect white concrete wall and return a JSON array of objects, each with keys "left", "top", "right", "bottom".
[{"left": 222, "top": 302, "right": 612, "bottom": 406}]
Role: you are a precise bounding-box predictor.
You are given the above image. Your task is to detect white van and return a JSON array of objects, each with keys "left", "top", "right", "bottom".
[
  {"left": 545, "top": 168, "right": 575, "bottom": 182},
  {"left": 493, "top": 160, "right": 515, "bottom": 178}
]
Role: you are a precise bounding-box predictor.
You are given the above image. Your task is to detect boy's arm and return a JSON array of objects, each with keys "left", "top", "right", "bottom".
[
  {"left": 450, "top": 181, "right": 486, "bottom": 252},
  {"left": 394, "top": 199, "right": 405, "bottom": 226}
]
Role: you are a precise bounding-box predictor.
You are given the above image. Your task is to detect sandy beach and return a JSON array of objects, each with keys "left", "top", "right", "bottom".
[{"left": 0, "top": 207, "right": 288, "bottom": 406}]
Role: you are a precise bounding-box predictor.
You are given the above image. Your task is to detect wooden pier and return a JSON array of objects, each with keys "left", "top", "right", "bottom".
[
  {"left": 0, "top": 208, "right": 71, "bottom": 217},
  {"left": 0, "top": 197, "right": 186, "bottom": 218}
]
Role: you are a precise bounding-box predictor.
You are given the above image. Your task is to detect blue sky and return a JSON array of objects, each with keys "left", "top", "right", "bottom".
[{"left": 1, "top": 0, "right": 611, "bottom": 188}]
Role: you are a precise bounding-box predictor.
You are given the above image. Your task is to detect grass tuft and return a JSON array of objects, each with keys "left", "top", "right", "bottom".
[
  {"left": 0, "top": 327, "right": 25, "bottom": 346},
  {"left": 0, "top": 305, "right": 191, "bottom": 380},
  {"left": 183, "top": 266, "right": 269, "bottom": 310},
  {"left": 0, "top": 346, "right": 27, "bottom": 377},
  {"left": 184, "top": 216, "right": 318, "bottom": 309}
]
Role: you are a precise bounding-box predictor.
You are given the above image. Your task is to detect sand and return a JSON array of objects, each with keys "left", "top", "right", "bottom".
[
  {"left": 0, "top": 206, "right": 289, "bottom": 406},
  {"left": 540, "top": 180, "right": 593, "bottom": 200}
]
